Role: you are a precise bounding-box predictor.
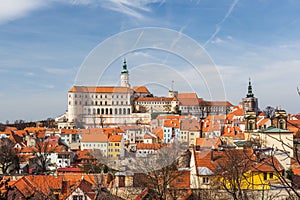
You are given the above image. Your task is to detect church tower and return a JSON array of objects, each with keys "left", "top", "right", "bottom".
[
  {"left": 242, "top": 78, "right": 258, "bottom": 116},
  {"left": 120, "top": 58, "right": 130, "bottom": 88}
]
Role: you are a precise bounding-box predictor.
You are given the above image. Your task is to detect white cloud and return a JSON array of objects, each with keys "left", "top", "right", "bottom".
[
  {"left": 100, "top": 0, "right": 165, "bottom": 19},
  {"left": 204, "top": 0, "right": 239, "bottom": 46},
  {"left": 0, "top": 0, "right": 46, "bottom": 24}
]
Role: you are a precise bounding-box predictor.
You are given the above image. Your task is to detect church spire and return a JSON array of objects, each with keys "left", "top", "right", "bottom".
[
  {"left": 121, "top": 58, "right": 128, "bottom": 74},
  {"left": 247, "top": 78, "right": 254, "bottom": 98}
]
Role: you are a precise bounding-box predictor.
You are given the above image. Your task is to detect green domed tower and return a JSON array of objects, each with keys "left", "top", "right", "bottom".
[{"left": 120, "top": 58, "right": 130, "bottom": 88}]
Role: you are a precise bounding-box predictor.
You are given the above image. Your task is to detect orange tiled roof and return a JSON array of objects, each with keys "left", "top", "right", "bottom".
[
  {"left": 135, "top": 97, "right": 175, "bottom": 102},
  {"left": 108, "top": 134, "right": 122, "bottom": 142},
  {"left": 69, "top": 86, "right": 131, "bottom": 93},
  {"left": 200, "top": 100, "right": 233, "bottom": 107},
  {"left": 196, "top": 138, "right": 221, "bottom": 149},
  {"left": 133, "top": 86, "right": 150, "bottom": 94},
  {"left": 180, "top": 118, "right": 200, "bottom": 131},
  {"left": 178, "top": 93, "right": 199, "bottom": 106},
  {"left": 222, "top": 126, "right": 245, "bottom": 139},
  {"left": 61, "top": 129, "right": 78, "bottom": 134},
  {"left": 164, "top": 119, "right": 180, "bottom": 128},
  {"left": 156, "top": 115, "right": 182, "bottom": 120},
  {"left": 152, "top": 127, "right": 163, "bottom": 140},
  {"left": 251, "top": 157, "right": 283, "bottom": 172},
  {"left": 81, "top": 132, "right": 108, "bottom": 143},
  {"left": 136, "top": 143, "right": 164, "bottom": 150}
]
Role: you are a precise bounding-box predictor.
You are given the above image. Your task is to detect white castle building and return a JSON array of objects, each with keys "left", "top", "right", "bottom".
[{"left": 56, "top": 60, "right": 151, "bottom": 129}]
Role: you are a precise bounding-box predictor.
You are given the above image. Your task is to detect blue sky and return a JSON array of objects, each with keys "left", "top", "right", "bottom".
[{"left": 1, "top": 0, "right": 300, "bottom": 122}]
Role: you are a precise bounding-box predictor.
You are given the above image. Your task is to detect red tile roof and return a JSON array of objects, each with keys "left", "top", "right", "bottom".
[
  {"left": 178, "top": 93, "right": 199, "bottom": 106},
  {"left": 135, "top": 97, "right": 175, "bottom": 102},
  {"left": 164, "top": 119, "right": 180, "bottom": 128},
  {"left": 69, "top": 86, "right": 131, "bottom": 93},
  {"left": 136, "top": 143, "right": 165, "bottom": 150},
  {"left": 108, "top": 134, "right": 122, "bottom": 142},
  {"left": 133, "top": 86, "right": 150, "bottom": 94}
]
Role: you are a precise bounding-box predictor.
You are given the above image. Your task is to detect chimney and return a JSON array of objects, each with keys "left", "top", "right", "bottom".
[
  {"left": 210, "top": 149, "right": 214, "bottom": 162},
  {"left": 61, "top": 180, "right": 70, "bottom": 194}
]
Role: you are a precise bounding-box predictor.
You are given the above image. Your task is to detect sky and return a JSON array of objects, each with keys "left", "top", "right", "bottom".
[{"left": 1, "top": 0, "right": 300, "bottom": 123}]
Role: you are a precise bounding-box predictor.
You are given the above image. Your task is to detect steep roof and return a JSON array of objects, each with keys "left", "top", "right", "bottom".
[
  {"left": 133, "top": 86, "right": 150, "bottom": 94},
  {"left": 69, "top": 86, "right": 131, "bottom": 93},
  {"left": 108, "top": 134, "right": 122, "bottom": 142},
  {"left": 178, "top": 93, "right": 199, "bottom": 106}
]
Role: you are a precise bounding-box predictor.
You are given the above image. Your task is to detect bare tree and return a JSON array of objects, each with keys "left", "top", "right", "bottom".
[
  {"left": 0, "top": 138, "right": 19, "bottom": 174},
  {"left": 263, "top": 106, "right": 275, "bottom": 120}
]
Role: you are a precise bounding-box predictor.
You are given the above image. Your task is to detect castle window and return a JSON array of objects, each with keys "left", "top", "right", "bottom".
[
  {"left": 105, "top": 101, "right": 107, "bottom": 105},
  {"left": 119, "top": 108, "right": 122, "bottom": 115},
  {"left": 101, "top": 108, "right": 104, "bottom": 114},
  {"left": 93, "top": 108, "right": 96, "bottom": 114},
  {"left": 115, "top": 108, "right": 118, "bottom": 115},
  {"left": 127, "top": 108, "right": 130, "bottom": 114},
  {"left": 97, "top": 108, "right": 100, "bottom": 115},
  {"left": 88, "top": 108, "right": 91, "bottom": 114},
  {"left": 95, "top": 101, "right": 98, "bottom": 105},
  {"left": 110, "top": 108, "right": 112, "bottom": 115},
  {"left": 105, "top": 108, "right": 108, "bottom": 114},
  {"left": 123, "top": 108, "right": 126, "bottom": 115},
  {"left": 69, "top": 101, "right": 71, "bottom": 105}
]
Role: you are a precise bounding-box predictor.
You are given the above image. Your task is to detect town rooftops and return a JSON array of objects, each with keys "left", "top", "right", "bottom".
[{"left": 69, "top": 86, "right": 131, "bottom": 93}]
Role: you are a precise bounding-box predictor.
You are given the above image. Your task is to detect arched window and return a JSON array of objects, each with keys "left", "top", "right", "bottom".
[
  {"left": 93, "top": 108, "right": 96, "bottom": 114},
  {"left": 119, "top": 108, "right": 122, "bottom": 115},
  {"left": 110, "top": 108, "right": 113, "bottom": 115},
  {"left": 115, "top": 108, "right": 118, "bottom": 115},
  {"left": 249, "top": 122, "right": 253, "bottom": 130},
  {"left": 105, "top": 101, "right": 107, "bottom": 105},
  {"left": 101, "top": 108, "right": 104, "bottom": 114},
  {"left": 100, "top": 101, "right": 102, "bottom": 105},
  {"left": 97, "top": 108, "right": 100, "bottom": 115},
  {"left": 106, "top": 108, "right": 108, "bottom": 114},
  {"left": 127, "top": 108, "right": 130, "bottom": 114},
  {"left": 123, "top": 108, "right": 126, "bottom": 115},
  {"left": 88, "top": 108, "right": 91, "bottom": 114},
  {"left": 95, "top": 101, "right": 98, "bottom": 105}
]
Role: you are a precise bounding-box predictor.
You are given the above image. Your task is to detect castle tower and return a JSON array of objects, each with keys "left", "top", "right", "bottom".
[
  {"left": 120, "top": 59, "right": 130, "bottom": 88},
  {"left": 242, "top": 78, "right": 258, "bottom": 116},
  {"left": 274, "top": 107, "right": 287, "bottom": 129}
]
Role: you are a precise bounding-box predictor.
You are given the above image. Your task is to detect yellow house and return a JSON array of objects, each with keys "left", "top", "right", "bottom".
[
  {"left": 108, "top": 134, "right": 123, "bottom": 158},
  {"left": 191, "top": 148, "right": 285, "bottom": 190}
]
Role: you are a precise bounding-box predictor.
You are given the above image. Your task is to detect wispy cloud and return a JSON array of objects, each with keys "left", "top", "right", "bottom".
[
  {"left": 0, "top": 0, "right": 46, "bottom": 24},
  {"left": 43, "top": 67, "right": 71, "bottom": 75},
  {"left": 204, "top": 0, "right": 239, "bottom": 47},
  {"left": 100, "top": 0, "right": 165, "bottom": 19}
]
